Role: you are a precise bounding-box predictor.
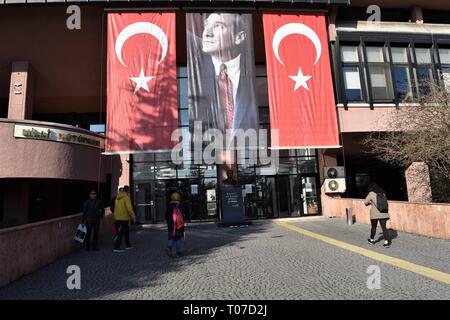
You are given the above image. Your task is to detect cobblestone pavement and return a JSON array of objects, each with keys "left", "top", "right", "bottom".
[{"left": 0, "top": 218, "right": 449, "bottom": 300}]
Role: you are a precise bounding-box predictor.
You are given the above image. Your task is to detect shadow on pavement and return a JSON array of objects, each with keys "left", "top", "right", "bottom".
[{"left": 0, "top": 221, "right": 272, "bottom": 299}]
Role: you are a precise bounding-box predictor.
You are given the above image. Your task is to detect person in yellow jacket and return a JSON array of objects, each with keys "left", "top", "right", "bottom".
[{"left": 113, "top": 186, "right": 136, "bottom": 253}]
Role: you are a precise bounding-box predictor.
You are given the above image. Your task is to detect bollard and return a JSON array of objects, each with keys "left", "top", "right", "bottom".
[{"left": 346, "top": 208, "right": 352, "bottom": 225}]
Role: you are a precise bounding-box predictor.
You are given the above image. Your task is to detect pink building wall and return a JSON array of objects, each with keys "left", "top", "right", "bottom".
[
  {"left": 321, "top": 195, "right": 450, "bottom": 240},
  {"left": 0, "top": 210, "right": 114, "bottom": 288}
]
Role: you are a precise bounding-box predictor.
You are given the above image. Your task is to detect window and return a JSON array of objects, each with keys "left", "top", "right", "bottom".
[
  {"left": 366, "top": 46, "right": 394, "bottom": 101},
  {"left": 413, "top": 48, "right": 434, "bottom": 96},
  {"left": 391, "top": 47, "right": 415, "bottom": 102},
  {"left": 337, "top": 39, "right": 450, "bottom": 105},
  {"left": 340, "top": 46, "right": 364, "bottom": 102},
  {"left": 438, "top": 48, "right": 450, "bottom": 91},
  {"left": 89, "top": 124, "right": 105, "bottom": 134},
  {"left": 439, "top": 48, "right": 450, "bottom": 64},
  {"left": 177, "top": 67, "right": 189, "bottom": 128},
  {"left": 342, "top": 66, "right": 363, "bottom": 101}
]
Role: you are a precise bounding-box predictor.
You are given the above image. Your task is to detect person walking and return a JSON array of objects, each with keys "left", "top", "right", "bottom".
[
  {"left": 82, "top": 190, "right": 104, "bottom": 251},
  {"left": 110, "top": 187, "right": 123, "bottom": 246},
  {"left": 364, "top": 183, "right": 391, "bottom": 247},
  {"left": 113, "top": 185, "right": 136, "bottom": 253},
  {"left": 165, "top": 192, "right": 185, "bottom": 257}
]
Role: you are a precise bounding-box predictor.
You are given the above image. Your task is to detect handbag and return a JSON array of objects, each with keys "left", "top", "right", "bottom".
[{"left": 74, "top": 224, "right": 87, "bottom": 243}]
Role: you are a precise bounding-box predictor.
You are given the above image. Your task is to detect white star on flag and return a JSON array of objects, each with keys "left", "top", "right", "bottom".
[
  {"left": 130, "top": 68, "right": 154, "bottom": 93},
  {"left": 289, "top": 67, "right": 312, "bottom": 91}
]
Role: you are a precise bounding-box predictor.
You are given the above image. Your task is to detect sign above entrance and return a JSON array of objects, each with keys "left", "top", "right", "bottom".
[{"left": 14, "top": 124, "right": 105, "bottom": 149}]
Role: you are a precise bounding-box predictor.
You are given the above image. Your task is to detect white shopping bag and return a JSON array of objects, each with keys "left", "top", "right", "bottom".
[{"left": 74, "top": 224, "right": 87, "bottom": 243}]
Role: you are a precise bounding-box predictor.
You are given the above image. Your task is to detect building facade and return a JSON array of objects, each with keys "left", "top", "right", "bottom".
[{"left": 0, "top": 0, "right": 449, "bottom": 227}]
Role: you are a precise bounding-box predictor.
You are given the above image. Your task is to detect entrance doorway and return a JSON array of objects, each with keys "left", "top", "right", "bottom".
[{"left": 133, "top": 178, "right": 219, "bottom": 223}]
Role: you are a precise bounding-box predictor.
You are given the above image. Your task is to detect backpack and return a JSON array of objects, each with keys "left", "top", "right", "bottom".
[
  {"left": 172, "top": 204, "right": 185, "bottom": 236},
  {"left": 376, "top": 193, "right": 389, "bottom": 213}
]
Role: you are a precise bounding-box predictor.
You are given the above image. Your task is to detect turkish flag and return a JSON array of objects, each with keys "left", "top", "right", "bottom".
[
  {"left": 106, "top": 13, "right": 178, "bottom": 154},
  {"left": 263, "top": 13, "right": 339, "bottom": 149}
]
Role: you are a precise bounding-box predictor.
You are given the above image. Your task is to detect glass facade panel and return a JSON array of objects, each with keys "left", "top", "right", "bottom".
[
  {"left": 277, "top": 158, "right": 297, "bottom": 175},
  {"left": 366, "top": 47, "right": 385, "bottom": 62},
  {"left": 439, "top": 49, "right": 450, "bottom": 64},
  {"left": 442, "top": 67, "right": 450, "bottom": 90},
  {"left": 180, "top": 109, "right": 189, "bottom": 126},
  {"left": 133, "top": 162, "right": 155, "bottom": 181},
  {"left": 302, "top": 177, "right": 319, "bottom": 215},
  {"left": 256, "top": 77, "right": 269, "bottom": 107},
  {"left": 393, "top": 66, "right": 414, "bottom": 102},
  {"left": 416, "top": 48, "right": 432, "bottom": 64},
  {"left": 178, "top": 78, "right": 188, "bottom": 108},
  {"left": 298, "top": 158, "right": 317, "bottom": 174},
  {"left": 391, "top": 47, "right": 409, "bottom": 63},
  {"left": 416, "top": 67, "right": 434, "bottom": 95},
  {"left": 369, "top": 65, "right": 394, "bottom": 100},
  {"left": 343, "top": 66, "right": 363, "bottom": 101},
  {"left": 154, "top": 163, "right": 177, "bottom": 179},
  {"left": 340, "top": 46, "right": 359, "bottom": 62}
]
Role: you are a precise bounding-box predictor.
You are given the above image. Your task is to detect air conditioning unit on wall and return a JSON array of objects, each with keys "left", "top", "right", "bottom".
[
  {"left": 323, "top": 166, "right": 346, "bottom": 194},
  {"left": 324, "top": 178, "right": 346, "bottom": 193}
]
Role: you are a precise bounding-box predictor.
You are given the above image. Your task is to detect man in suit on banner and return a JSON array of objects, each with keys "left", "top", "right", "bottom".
[{"left": 188, "top": 12, "right": 259, "bottom": 137}]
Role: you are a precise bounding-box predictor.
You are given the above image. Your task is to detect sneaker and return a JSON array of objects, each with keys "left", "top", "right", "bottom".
[
  {"left": 113, "top": 249, "right": 125, "bottom": 253},
  {"left": 383, "top": 241, "right": 391, "bottom": 248},
  {"left": 367, "top": 239, "right": 375, "bottom": 245},
  {"left": 125, "top": 246, "right": 135, "bottom": 250}
]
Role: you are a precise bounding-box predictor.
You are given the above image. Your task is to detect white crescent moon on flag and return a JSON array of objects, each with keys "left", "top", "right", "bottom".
[
  {"left": 115, "top": 21, "right": 168, "bottom": 67},
  {"left": 272, "top": 23, "right": 322, "bottom": 66}
]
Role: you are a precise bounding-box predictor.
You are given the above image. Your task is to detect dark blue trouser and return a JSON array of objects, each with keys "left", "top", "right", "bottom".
[{"left": 114, "top": 221, "right": 131, "bottom": 249}]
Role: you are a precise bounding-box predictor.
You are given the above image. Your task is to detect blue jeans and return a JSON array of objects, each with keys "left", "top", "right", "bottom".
[{"left": 167, "top": 238, "right": 182, "bottom": 254}]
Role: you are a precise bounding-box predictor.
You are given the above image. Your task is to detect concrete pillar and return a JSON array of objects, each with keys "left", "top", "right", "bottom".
[
  {"left": 119, "top": 154, "right": 130, "bottom": 188},
  {"left": 318, "top": 149, "right": 338, "bottom": 184},
  {"left": 405, "top": 162, "right": 432, "bottom": 203},
  {"left": 7, "top": 61, "right": 33, "bottom": 120},
  {"left": 411, "top": 6, "right": 424, "bottom": 24},
  {"left": 328, "top": 6, "right": 338, "bottom": 42}
]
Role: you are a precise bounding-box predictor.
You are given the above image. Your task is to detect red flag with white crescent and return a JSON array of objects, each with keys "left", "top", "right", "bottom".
[
  {"left": 263, "top": 13, "right": 339, "bottom": 149},
  {"left": 106, "top": 13, "right": 178, "bottom": 154}
]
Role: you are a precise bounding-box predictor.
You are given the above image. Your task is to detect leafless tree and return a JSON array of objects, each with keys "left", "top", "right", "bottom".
[{"left": 364, "top": 81, "right": 450, "bottom": 202}]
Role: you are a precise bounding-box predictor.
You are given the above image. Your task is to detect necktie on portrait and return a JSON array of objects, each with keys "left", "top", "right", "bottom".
[{"left": 218, "top": 63, "right": 234, "bottom": 130}]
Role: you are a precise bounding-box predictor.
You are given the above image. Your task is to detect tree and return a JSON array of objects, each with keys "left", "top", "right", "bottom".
[{"left": 364, "top": 82, "right": 450, "bottom": 202}]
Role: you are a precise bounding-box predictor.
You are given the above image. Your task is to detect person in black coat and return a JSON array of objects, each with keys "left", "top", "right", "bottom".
[
  {"left": 82, "top": 190, "right": 104, "bottom": 251},
  {"left": 165, "top": 192, "right": 185, "bottom": 257}
]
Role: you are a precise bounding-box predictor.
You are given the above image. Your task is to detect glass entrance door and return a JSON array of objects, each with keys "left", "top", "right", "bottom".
[
  {"left": 275, "top": 175, "right": 301, "bottom": 218},
  {"left": 134, "top": 182, "right": 154, "bottom": 223},
  {"left": 300, "top": 176, "right": 320, "bottom": 215}
]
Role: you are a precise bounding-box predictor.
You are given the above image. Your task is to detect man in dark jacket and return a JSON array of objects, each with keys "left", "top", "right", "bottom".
[{"left": 82, "top": 190, "right": 104, "bottom": 251}]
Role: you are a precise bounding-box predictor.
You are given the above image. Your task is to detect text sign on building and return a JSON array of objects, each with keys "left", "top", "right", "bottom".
[{"left": 14, "top": 124, "right": 105, "bottom": 149}]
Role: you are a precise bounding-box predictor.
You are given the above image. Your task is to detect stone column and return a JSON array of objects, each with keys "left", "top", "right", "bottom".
[
  {"left": 328, "top": 6, "right": 338, "bottom": 42},
  {"left": 318, "top": 150, "right": 341, "bottom": 217},
  {"left": 7, "top": 61, "right": 33, "bottom": 120},
  {"left": 118, "top": 154, "right": 130, "bottom": 189},
  {"left": 405, "top": 162, "right": 432, "bottom": 203}
]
